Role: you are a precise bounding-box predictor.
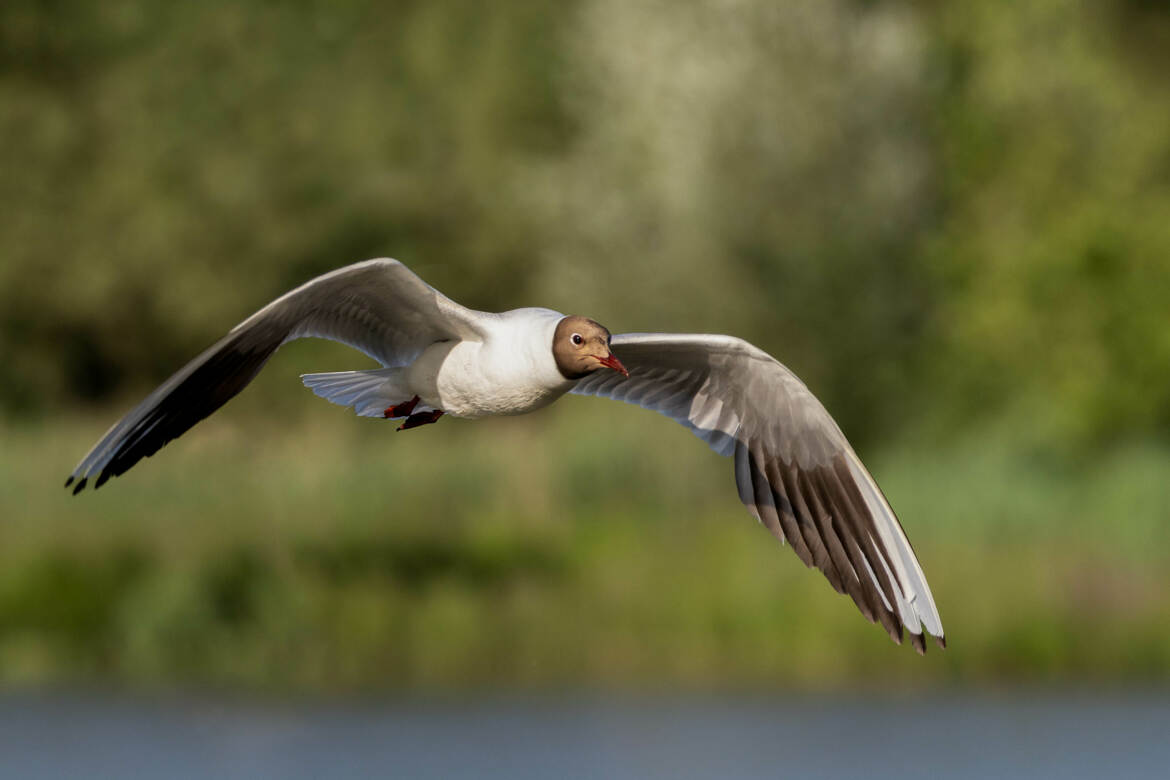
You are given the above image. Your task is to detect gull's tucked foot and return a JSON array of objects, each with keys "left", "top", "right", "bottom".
[
  {"left": 397, "top": 409, "right": 444, "bottom": 431},
  {"left": 383, "top": 395, "right": 421, "bottom": 419}
]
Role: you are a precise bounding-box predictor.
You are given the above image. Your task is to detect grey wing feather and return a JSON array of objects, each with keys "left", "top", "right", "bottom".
[
  {"left": 572, "top": 332, "right": 944, "bottom": 651},
  {"left": 67, "top": 259, "right": 484, "bottom": 492}
]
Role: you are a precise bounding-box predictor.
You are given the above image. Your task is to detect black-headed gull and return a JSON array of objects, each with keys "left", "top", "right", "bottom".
[{"left": 67, "top": 259, "right": 944, "bottom": 652}]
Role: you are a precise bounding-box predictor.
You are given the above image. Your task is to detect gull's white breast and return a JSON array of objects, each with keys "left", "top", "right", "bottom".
[{"left": 407, "top": 308, "right": 575, "bottom": 418}]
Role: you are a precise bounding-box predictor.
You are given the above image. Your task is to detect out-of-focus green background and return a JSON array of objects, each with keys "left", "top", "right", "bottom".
[{"left": 2, "top": 0, "right": 1169, "bottom": 692}]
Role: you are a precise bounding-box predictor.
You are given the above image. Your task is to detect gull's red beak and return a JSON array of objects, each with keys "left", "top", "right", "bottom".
[{"left": 596, "top": 352, "right": 629, "bottom": 377}]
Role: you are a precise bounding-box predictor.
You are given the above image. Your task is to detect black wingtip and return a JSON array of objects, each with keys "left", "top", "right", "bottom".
[
  {"left": 71, "top": 477, "right": 87, "bottom": 495},
  {"left": 64, "top": 475, "right": 74, "bottom": 488},
  {"left": 910, "top": 632, "right": 927, "bottom": 655},
  {"left": 884, "top": 620, "right": 904, "bottom": 647},
  {"left": 94, "top": 472, "right": 109, "bottom": 490},
  {"left": 934, "top": 634, "right": 947, "bottom": 651}
]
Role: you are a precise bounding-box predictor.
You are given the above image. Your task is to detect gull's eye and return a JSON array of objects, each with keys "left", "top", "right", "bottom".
[{"left": 571, "top": 333, "right": 584, "bottom": 346}]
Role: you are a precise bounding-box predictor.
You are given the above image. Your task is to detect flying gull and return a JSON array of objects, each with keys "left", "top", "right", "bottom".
[{"left": 67, "top": 259, "right": 944, "bottom": 652}]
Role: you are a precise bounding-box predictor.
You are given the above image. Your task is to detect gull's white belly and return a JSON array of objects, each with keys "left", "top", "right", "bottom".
[{"left": 406, "top": 339, "right": 572, "bottom": 418}]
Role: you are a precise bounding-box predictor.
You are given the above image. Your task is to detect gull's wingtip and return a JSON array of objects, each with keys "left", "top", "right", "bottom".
[
  {"left": 64, "top": 475, "right": 74, "bottom": 488},
  {"left": 886, "top": 624, "right": 946, "bottom": 655},
  {"left": 906, "top": 631, "right": 946, "bottom": 655},
  {"left": 71, "top": 477, "right": 88, "bottom": 495}
]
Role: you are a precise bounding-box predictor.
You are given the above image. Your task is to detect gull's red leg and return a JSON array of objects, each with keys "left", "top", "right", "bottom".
[
  {"left": 383, "top": 395, "right": 420, "bottom": 419},
  {"left": 397, "top": 409, "right": 444, "bottom": 431}
]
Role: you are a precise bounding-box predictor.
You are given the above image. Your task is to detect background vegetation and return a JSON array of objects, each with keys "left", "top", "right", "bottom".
[{"left": 2, "top": 0, "right": 1169, "bottom": 690}]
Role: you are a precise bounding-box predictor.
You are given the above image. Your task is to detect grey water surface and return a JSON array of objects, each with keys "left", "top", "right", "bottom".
[{"left": 2, "top": 690, "right": 1167, "bottom": 779}]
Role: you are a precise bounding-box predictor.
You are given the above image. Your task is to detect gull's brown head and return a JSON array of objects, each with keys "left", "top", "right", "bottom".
[{"left": 552, "top": 315, "right": 629, "bottom": 380}]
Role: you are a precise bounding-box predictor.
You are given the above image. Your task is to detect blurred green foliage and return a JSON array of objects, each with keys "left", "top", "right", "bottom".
[
  {"left": 2, "top": 0, "right": 572, "bottom": 414},
  {"left": 4, "top": 0, "right": 1168, "bottom": 450},
  {"left": 3, "top": 0, "right": 1170, "bottom": 688},
  {"left": 3, "top": 408, "right": 1169, "bottom": 690}
]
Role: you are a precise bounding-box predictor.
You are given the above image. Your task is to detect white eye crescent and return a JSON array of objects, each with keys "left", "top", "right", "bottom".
[{"left": 571, "top": 333, "right": 584, "bottom": 346}]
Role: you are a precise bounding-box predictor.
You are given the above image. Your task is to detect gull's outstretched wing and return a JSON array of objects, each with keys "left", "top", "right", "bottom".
[
  {"left": 67, "top": 259, "right": 485, "bottom": 492},
  {"left": 572, "top": 333, "right": 943, "bottom": 652}
]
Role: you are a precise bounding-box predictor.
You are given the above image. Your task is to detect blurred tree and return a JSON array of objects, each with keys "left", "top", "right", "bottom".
[
  {"left": 0, "top": 0, "right": 574, "bottom": 412},
  {"left": 922, "top": 0, "right": 1170, "bottom": 450},
  {"left": 528, "top": 0, "right": 939, "bottom": 444},
  {"left": 3, "top": 0, "right": 1169, "bottom": 453}
]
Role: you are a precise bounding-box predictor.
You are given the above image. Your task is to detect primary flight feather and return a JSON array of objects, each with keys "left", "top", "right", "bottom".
[{"left": 67, "top": 259, "right": 944, "bottom": 653}]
